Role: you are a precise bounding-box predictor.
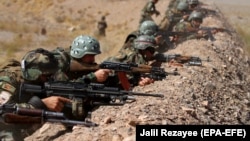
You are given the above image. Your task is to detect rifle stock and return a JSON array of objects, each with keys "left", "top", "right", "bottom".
[
  {"left": 3, "top": 113, "right": 41, "bottom": 124},
  {"left": 1, "top": 105, "right": 97, "bottom": 127}
]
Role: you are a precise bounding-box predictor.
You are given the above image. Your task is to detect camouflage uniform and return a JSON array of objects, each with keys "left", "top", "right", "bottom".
[
  {"left": 0, "top": 62, "right": 43, "bottom": 141},
  {"left": 139, "top": 0, "right": 160, "bottom": 25},
  {"left": 159, "top": 0, "right": 186, "bottom": 30},
  {"left": 21, "top": 35, "right": 103, "bottom": 120},
  {"left": 97, "top": 16, "right": 107, "bottom": 37},
  {"left": 21, "top": 47, "right": 98, "bottom": 84},
  {"left": 173, "top": 10, "right": 205, "bottom": 44},
  {"left": 165, "top": 1, "right": 191, "bottom": 31},
  {"left": 106, "top": 35, "right": 157, "bottom": 87},
  {"left": 140, "top": 20, "right": 172, "bottom": 52},
  {"left": 127, "top": 21, "right": 171, "bottom": 54}
]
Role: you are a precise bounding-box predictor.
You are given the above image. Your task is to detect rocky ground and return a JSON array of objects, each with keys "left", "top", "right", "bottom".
[{"left": 0, "top": 0, "right": 250, "bottom": 141}]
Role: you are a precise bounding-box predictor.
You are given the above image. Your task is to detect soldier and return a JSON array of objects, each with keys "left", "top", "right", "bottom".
[
  {"left": 21, "top": 35, "right": 111, "bottom": 118},
  {"left": 106, "top": 35, "right": 158, "bottom": 86},
  {"left": 97, "top": 16, "right": 108, "bottom": 37},
  {"left": 67, "top": 35, "right": 111, "bottom": 83},
  {"left": 21, "top": 35, "right": 111, "bottom": 84},
  {"left": 187, "top": 0, "right": 199, "bottom": 11},
  {"left": 0, "top": 71, "right": 71, "bottom": 141},
  {"left": 139, "top": 20, "right": 173, "bottom": 52},
  {"left": 0, "top": 70, "right": 53, "bottom": 141},
  {"left": 159, "top": 0, "right": 185, "bottom": 29},
  {"left": 121, "top": 20, "right": 171, "bottom": 56},
  {"left": 165, "top": 1, "right": 191, "bottom": 32},
  {"left": 171, "top": 10, "right": 207, "bottom": 44},
  {"left": 139, "top": 0, "right": 160, "bottom": 25}
]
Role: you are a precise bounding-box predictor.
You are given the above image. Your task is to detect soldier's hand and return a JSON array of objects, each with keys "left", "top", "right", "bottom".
[
  {"left": 138, "top": 77, "right": 155, "bottom": 86},
  {"left": 42, "top": 96, "right": 71, "bottom": 112},
  {"left": 94, "top": 69, "right": 111, "bottom": 82},
  {"left": 196, "top": 30, "right": 207, "bottom": 38},
  {"left": 170, "top": 35, "right": 179, "bottom": 43},
  {"left": 182, "top": 14, "right": 189, "bottom": 21},
  {"left": 155, "top": 35, "right": 162, "bottom": 45},
  {"left": 211, "top": 28, "right": 219, "bottom": 34}
]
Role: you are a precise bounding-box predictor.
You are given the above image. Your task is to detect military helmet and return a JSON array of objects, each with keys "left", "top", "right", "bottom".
[
  {"left": 188, "top": 0, "right": 199, "bottom": 5},
  {"left": 70, "top": 35, "right": 101, "bottom": 59},
  {"left": 139, "top": 20, "right": 159, "bottom": 36},
  {"left": 188, "top": 11, "right": 203, "bottom": 22},
  {"left": 177, "top": 1, "right": 189, "bottom": 11},
  {"left": 21, "top": 48, "right": 60, "bottom": 81},
  {"left": 134, "top": 35, "right": 157, "bottom": 50}
]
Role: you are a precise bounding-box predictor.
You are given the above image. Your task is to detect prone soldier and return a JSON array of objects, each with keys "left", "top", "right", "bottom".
[
  {"left": 20, "top": 35, "right": 112, "bottom": 120},
  {"left": 171, "top": 10, "right": 207, "bottom": 44},
  {"left": 0, "top": 70, "right": 48, "bottom": 141}
]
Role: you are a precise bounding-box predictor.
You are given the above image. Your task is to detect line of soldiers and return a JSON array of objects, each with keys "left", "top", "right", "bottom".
[
  {"left": 0, "top": 0, "right": 229, "bottom": 140},
  {"left": 141, "top": 0, "right": 226, "bottom": 46},
  {"left": 0, "top": 34, "right": 163, "bottom": 140}
]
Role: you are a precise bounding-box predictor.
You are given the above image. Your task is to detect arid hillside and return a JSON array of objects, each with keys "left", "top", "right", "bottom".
[
  {"left": 0, "top": 0, "right": 170, "bottom": 64},
  {"left": 0, "top": 0, "right": 250, "bottom": 141}
]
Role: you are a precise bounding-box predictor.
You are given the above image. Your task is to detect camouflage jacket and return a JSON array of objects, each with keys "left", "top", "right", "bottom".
[
  {"left": 173, "top": 21, "right": 199, "bottom": 43},
  {"left": 0, "top": 63, "right": 43, "bottom": 141},
  {"left": 141, "top": 1, "right": 159, "bottom": 16},
  {"left": 22, "top": 47, "right": 98, "bottom": 83},
  {"left": 105, "top": 48, "right": 149, "bottom": 87}
]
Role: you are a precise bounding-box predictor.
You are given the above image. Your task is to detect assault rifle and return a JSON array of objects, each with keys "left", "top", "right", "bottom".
[
  {"left": 200, "top": 27, "right": 232, "bottom": 35},
  {"left": 153, "top": 53, "right": 210, "bottom": 66},
  {"left": 20, "top": 81, "right": 164, "bottom": 118},
  {"left": 167, "top": 31, "right": 195, "bottom": 37},
  {"left": 199, "top": 27, "right": 232, "bottom": 41},
  {"left": 70, "top": 61, "right": 179, "bottom": 81},
  {"left": 0, "top": 104, "right": 97, "bottom": 127}
]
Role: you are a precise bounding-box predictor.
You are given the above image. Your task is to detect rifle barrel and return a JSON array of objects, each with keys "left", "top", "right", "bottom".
[
  {"left": 47, "top": 119, "right": 98, "bottom": 127},
  {"left": 123, "top": 91, "right": 164, "bottom": 98}
]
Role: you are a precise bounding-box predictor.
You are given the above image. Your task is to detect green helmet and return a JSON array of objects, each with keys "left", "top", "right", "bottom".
[
  {"left": 188, "top": 0, "right": 199, "bottom": 5},
  {"left": 139, "top": 20, "right": 159, "bottom": 36},
  {"left": 188, "top": 11, "right": 203, "bottom": 22},
  {"left": 177, "top": 1, "right": 189, "bottom": 11},
  {"left": 70, "top": 35, "right": 101, "bottom": 59},
  {"left": 21, "top": 48, "right": 60, "bottom": 81},
  {"left": 134, "top": 35, "right": 157, "bottom": 50}
]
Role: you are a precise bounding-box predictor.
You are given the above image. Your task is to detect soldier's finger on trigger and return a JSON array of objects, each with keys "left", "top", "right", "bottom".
[{"left": 59, "top": 97, "right": 72, "bottom": 103}]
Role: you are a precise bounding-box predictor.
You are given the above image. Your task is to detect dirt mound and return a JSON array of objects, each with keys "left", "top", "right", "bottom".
[{"left": 21, "top": 1, "right": 250, "bottom": 141}]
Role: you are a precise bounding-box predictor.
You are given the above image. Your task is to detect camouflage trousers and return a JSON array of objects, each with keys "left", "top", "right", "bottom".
[{"left": 0, "top": 123, "right": 41, "bottom": 141}]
